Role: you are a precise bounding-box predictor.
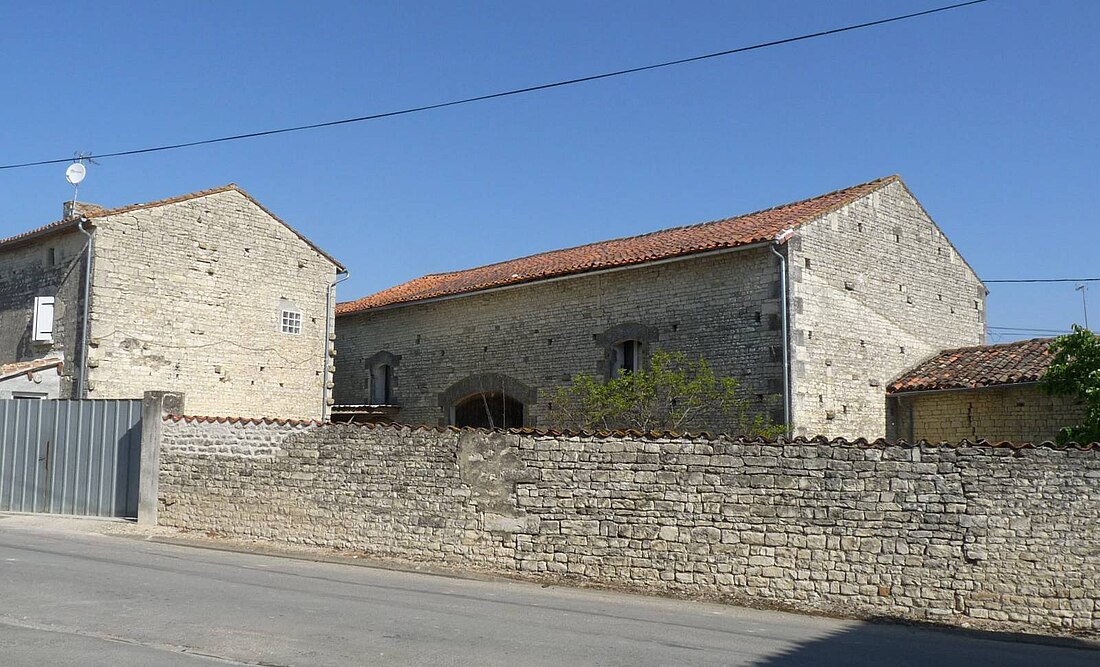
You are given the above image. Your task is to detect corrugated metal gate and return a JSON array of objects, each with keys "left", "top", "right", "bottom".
[{"left": 0, "top": 399, "right": 143, "bottom": 518}]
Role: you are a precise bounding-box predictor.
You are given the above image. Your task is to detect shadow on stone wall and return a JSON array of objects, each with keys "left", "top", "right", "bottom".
[{"left": 747, "top": 617, "right": 1098, "bottom": 667}]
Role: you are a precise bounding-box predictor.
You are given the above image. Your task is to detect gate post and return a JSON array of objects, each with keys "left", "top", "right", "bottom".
[{"left": 138, "top": 391, "right": 184, "bottom": 526}]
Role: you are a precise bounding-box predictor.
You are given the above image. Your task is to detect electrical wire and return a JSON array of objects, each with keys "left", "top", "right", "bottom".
[
  {"left": 0, "top": 0, "right": 990, "bottom": 171},
  {"left": 985, "top": 278, "right": 1100, "bottom": 284},
  {"left": 988, "top": 327, "right": 1071, "bottom": 334}
]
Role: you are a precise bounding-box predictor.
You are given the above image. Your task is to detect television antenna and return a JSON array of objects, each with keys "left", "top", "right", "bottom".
[
  {"left": 1075, "top": 284, "right": 1089, "bottom": 329},
  {"left": 64, "top": 153, "right": 93, "bottom": 217}
]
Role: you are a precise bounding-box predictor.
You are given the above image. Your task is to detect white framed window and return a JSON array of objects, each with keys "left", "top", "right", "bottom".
[
  {"left": 32, "top": 296, "right": 55, "bottom": 342},
  {"left": 280, "top": 309, "right": 302, "bottom": 335},
  {"left": 12, "top": 392, "right": 48, "bottom": 400}
]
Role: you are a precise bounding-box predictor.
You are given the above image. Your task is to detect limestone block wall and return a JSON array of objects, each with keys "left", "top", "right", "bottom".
[
  {"left": 788, "top": 180, "right": 986, "bottom": 438},
  {"left": 86, "top": 190, "right": 337, "bottom": 418},
  {"left": 335, "top": 248, "right": 784, "bottom": 433},
  {"left": 0, "top": 229, "right": 88, "bottom": 396},
  {"left": 159, "top": 419, "right": 1100, "bottom": 637},
  {"left": 892, "top": 385, "right": 1088, "bottom": 443}
]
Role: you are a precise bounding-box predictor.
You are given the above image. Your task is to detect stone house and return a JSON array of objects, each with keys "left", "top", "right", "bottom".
[
  {"left": 887, "top": 337, "right": 1085, "bottom": 443},
  {"left": 0, "top": 185, "right": 344, "bottom": 419},
  {"left": 335, "top": 175, "right": 986, "bottom": 438}
]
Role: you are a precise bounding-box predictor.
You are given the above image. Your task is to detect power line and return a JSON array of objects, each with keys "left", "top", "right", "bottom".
[
  {"left": 985, "top": 278, "right": 1100, "bottom": 284},
  {"left": 0, "top": 0, "right": 990, "bottom": 171},
  {"left": 988, "top": 326, "right": 1071, "bottom": 334}
]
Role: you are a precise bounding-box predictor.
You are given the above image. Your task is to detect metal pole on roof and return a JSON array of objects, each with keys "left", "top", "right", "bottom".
[{"left": 1076, "top": 284, "right": 1089, "bottom": 330}]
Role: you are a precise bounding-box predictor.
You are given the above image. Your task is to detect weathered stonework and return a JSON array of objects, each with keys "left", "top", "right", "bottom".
[
  {"left": 891, "top": 384, "right": 1087, "bottom": 443},
  {"left": 788, "top": 180, "right": 986, "bottom": 437},
  {"left": 2, "top": 187, "right": 342, "bottom": 417},
  {"left": 335, "top": 248, "right": 785, "bottom": 432},
  {"left": 0, "top": 228, "right": 88, "bottom": 396},
  {"left": 159, "top": 420, "right": 1100, "bottom": 637},
  {"left": 336, "top": 179, "right": 985, "bottom": 439},
  {"left": 85, "top": 189, "right": 338, "bottom": 418}
]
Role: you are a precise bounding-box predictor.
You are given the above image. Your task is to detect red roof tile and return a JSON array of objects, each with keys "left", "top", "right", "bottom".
[
  {"left": 0, "top": 184, "right": 344, "bottom": 270},
  {"left": 0, "top": 218, "right": 75, "bottom": 250},
  {"left": 337, "top": 175, "right": 899, "bottom": 315},
  {"left": 888, "top": 338, "right": 1056, "bottom": 394},
  {"left": 0, "top": 357, "right": 63, "bottom": 382}
]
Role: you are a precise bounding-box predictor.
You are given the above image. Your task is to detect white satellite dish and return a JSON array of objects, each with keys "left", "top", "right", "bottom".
[{"left": 65, "top": 163, "right": 86, "bottom": 185}]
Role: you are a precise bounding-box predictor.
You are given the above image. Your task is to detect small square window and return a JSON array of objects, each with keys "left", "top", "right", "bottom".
[{"left": 281, "top": 310, "right": 301, "bottom": 335}]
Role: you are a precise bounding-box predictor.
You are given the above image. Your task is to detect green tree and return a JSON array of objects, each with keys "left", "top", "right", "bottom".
[
  {"left": 1039, "top": 325, "right": 1100, "bottom": 444},
  {"left": 547, "top": 349, "right": 784, "bottom": 436}
]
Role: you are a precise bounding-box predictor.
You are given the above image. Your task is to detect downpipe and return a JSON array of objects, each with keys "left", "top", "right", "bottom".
[
  {"left": 322, "top": 269, "right": 351, "bottom": 419},
  {"left": 770, "top": 231, "right": 793, "bottom": 437},
  {"left": 74, "top": 216, "right": 94, "bottom": 399}
]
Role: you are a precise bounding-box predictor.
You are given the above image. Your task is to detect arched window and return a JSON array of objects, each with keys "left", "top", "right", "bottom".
[{"left": 453, "top": 391, "right": 524, "bottom": 429}]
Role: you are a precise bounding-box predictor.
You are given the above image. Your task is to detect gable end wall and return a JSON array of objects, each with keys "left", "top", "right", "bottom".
[
  {"left": 788, "top": 181, "right": 986, "bottom": 438},
  {"left": 86, "top": 190, "right": 335, "bottom": 418}
]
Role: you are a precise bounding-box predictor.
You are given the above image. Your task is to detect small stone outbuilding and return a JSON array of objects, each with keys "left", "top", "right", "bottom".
[{"left": 887, "top": 337, "right": 1085, "bottom": 443}]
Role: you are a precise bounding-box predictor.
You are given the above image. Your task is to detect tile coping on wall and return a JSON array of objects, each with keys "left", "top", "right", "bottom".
[{"left": 161, "top": 415, "right": 1100, "bottom": 449}]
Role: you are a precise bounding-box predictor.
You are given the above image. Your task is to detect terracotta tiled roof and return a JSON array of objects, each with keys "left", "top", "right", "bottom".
[
  {"left": 887, "top": 338, "right": 1056, "bottom": 394},
  {"left": 0, "top": 357, "right": 63, "bottom": 382},
  {"left": 0, "top": 184, "right": 344, "bottom": 270},
  {"left": 337, "top": 175, "right": 901, "bottom": 315},
  {"left": 0, "top": 218, "right": 75, "bottom": 250},
  {"left": 166, "top": 414, "right": 323, "bottom": 427}
]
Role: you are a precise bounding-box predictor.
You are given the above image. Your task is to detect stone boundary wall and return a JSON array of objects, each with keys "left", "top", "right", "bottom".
[{"left": 158, "top": 418, "right": 1100, "bottom": 637}]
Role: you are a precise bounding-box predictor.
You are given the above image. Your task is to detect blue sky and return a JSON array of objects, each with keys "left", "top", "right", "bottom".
[{"left": 1, "top": 1, "right": 1097, "bottom": 342}]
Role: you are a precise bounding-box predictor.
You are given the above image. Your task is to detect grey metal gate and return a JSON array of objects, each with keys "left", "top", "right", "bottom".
[{"left": 0, "top": 399, "right": 143, "bottom": 518}]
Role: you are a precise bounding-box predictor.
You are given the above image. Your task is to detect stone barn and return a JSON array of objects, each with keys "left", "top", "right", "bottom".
[{"left": 335, "top": 175, "right": 986, "bottom": 438}]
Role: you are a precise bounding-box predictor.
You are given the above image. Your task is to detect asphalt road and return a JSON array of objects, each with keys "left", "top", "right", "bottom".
[{"left": 0, "top": 519, "right": 1094, "bottom": 666}]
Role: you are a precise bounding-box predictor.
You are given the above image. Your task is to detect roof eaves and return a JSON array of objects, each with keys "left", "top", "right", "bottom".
[
  {"left": 0, "top": 219, "right": 78, "bottom": 252},
  {"left": 886, "top": 337, "right": 1057, "bottom": 394},
  {"left": 0, "top": 357, "right": 64, "bottom": 382},
  {"left": 337, "top": 175, "right": 898, "bottom": 315},
  {"left": 335, "top": 240, "right": 778, "bottom": 316}
]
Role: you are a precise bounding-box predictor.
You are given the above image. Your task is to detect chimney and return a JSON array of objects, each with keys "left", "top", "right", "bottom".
[{"left": 63, "top": 201, "right": 105, "bottom": 220}]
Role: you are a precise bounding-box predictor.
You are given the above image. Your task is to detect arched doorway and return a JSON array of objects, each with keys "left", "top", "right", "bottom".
[
  {"left": 453, "top": 391, "right": 525, "bottom": 429},
  {"left": 439, "top": 373, "right": 536, "bottom": 428}
]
